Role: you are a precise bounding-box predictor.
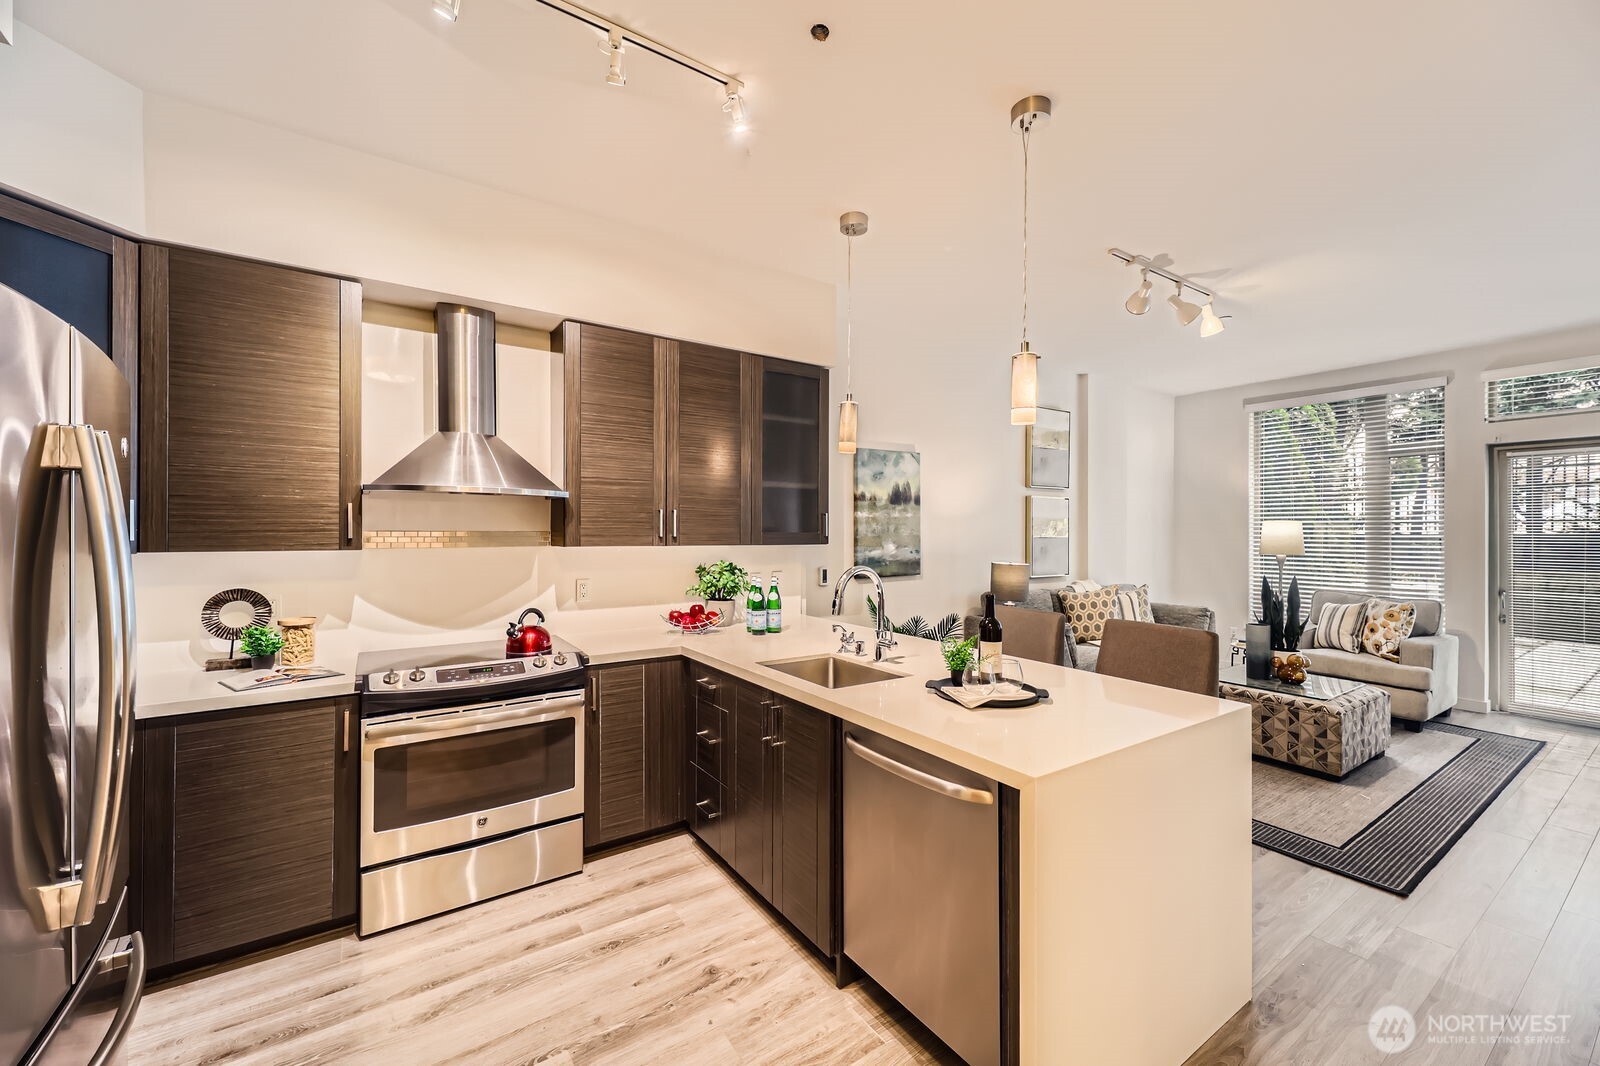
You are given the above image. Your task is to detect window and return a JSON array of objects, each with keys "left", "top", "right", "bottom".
[
  {"left": 1249, "top": 383, "right": 1446, "bottom": 616},
  {"left": 1486, "top": 364, "right": 1600, "bottom": 422}
]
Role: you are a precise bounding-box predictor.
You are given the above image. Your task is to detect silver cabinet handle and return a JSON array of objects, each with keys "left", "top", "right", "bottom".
[
  {"left": 695, "top": 799, "right": 721, "bottom": 821},
  {"left": 658, "top": 508, "right": 665, "bottom": 541},
  {"left": 346, "top": 501, "right": 355, "bottom": 544},
  {"left": 770, "top": 704, "right": 786, "bottom": 748},
  {"left": 672, "top": 508, "right": 679, "bottom": 541},
  {"left": 760, "top": 700, "right": 776, "bottom": 743},
  {"left": 694, "top": 677, "right": 718, "bottom": 697},
  {"left": 695, "top": 728, "right": 721, "bottom": 746},
  {"left": 87, "top": 932, "right": 145, "bottom": 1066},
  {"left": 844, "top": 734, "right": 994, "bottom": 805}
]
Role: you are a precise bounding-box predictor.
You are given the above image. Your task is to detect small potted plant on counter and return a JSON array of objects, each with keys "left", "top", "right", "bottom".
[
  {"left": 240, "top": 625, "right": 286, "bottom": 670},
  {"left": 687, "top": 561, "right": 749, "bottom": 627},
  {"left": 942, "top": 634, "right": 979, "bottom": 686}
]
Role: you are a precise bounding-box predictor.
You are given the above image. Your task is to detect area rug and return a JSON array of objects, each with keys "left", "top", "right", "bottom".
[{"left": 1251, "top": 721, "right": 1545, "bottom": 895}]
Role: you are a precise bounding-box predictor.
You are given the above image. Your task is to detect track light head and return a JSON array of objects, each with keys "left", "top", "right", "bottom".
[
  {"left": 1199, "top": 297, "right": 1227, "bottom": 337},
  {"left": 602, "top": 33, "right": 626, "bottom": 86},
  {"left": 1125, "top": 268, "right": 1152, "bottom": 315},
  {"left": 1169, "top": 284, "right": 1202, "bottom": 326},
  {"left": 432, "top": 0, "right": 460, "bottom": 21},
  {"left": 723, "top": 83, "right": 749, "bottom": 133}
]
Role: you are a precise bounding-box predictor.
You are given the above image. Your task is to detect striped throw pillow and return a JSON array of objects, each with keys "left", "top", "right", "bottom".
[
  {"left": 1309, "top": 601, "right": 1365, "bottom": 653},
  {"left": 1112, "top": 585, "right": 1155, "bottom": 624}
]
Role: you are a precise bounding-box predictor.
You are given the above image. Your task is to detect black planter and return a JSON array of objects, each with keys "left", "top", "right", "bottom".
[
  {"left": 949, "top": 669, "right": 965, "bottom": 687},
  {"left": 250, "top": 653, "right": 278, "bottom": 670}
]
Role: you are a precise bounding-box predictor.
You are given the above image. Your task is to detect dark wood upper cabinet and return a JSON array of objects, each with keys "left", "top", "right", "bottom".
[
  {"left": 584, "top": 660, "right": 687, "bottom": 850},
  {"left": 751, "top": 357, "right": 829, "bottom": 544},
  {"left": 131, "top": 697, "right": 351, "bottom": 971},
  {"left": 668, "top": 341, "right": 748, "bottom": 545},
  {"left": 139, "top": 245, "right": 361, "bottom": 552},
  {"left": 555, "top": 321, "right": 823, "bottom": 547},
  {"left": 555, "top": 321, "right": 665, "bottom": 546}
]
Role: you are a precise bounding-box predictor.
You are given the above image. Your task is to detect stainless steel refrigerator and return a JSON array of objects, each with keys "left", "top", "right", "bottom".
[{"left": 1, "top": 281, "right": 143, "bottom": 1065}]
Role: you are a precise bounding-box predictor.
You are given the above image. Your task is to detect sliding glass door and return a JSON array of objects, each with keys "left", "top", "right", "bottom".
[{"left": 1495, "top": 440, "right": 1600, "bottom": 725}]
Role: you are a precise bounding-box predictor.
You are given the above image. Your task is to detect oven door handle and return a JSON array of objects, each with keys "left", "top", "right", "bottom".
[{"left": 363, "top": 696, "right": 583, "bottom": 746}]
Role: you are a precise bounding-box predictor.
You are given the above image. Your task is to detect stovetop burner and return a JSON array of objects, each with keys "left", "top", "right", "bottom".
[{"left": 355, "top": 637, "right": 588, "bottom": 715}]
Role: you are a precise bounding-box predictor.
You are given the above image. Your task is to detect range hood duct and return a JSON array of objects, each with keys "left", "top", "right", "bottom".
[{"left": 365, "top": 303, "right": 567, "bottom": 497}]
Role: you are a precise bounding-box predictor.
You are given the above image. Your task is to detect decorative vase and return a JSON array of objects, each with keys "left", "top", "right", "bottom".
[
  {"left": 708, "top": 599, "right": 736, "bottom": 627},
  {"left": 949, "top": 669, "right": 965, "bottom": 687},
  {"left": 1245, "top": 623, "right": 1273, "bottom": 680},
  {"left": 250, "top": 653, "right": 278, "bottom": 670}
]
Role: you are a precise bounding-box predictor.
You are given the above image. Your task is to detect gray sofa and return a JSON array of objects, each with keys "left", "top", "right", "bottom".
[
  {"left": 1007, "top": 584, "right": 1216, "bottom": 672},
  {"left": 1298, "top": 589, "right": 1459, "bottom": 728}
]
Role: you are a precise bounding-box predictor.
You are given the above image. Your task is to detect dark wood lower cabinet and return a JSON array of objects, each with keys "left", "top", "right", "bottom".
[
  {"left": 584, "top": 660, "right": 687, "bottom": 850},
  {"left": 692, "top": 668, "right": 836, "bottom": 956},
  {"left": 131, "top": 696, "right": 356, "bottom": 972}
]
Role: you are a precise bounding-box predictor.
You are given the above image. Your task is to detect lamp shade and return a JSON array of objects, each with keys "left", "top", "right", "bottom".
[
  {"left": 1260, "top": 520, "right": 1305, "bottom": 557},
  {"left": 1010, "top": 346, "right": 1040, "bottom": 426},
  {"left": 991, "top": 562, "right": 1030, "bottom": 604},
  {"left": 838, "top": 397, "right": 858, "bottom": 454}
]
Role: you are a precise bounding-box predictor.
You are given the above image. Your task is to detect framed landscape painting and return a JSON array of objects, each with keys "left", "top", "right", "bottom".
[
  {"left": 1025, "top": 407, "right": 1071, "bottom": 488},
  {"left": 1026, "top": 495, "right": 1070, "bottom": 577},
  {"left": 854, "top": 447, "right": 922, "bottom": 577}
]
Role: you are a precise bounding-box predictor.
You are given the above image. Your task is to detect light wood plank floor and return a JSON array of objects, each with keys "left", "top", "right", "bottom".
[
  {"left": 128, "top": 710, "right": 1600, "bottom": 1066},
  {"left": 1187, "top": 710, "right": 1600, "bottom": 1066},
  {"left": 126, "top": 834, "right": 961, "bottom": 1066}
]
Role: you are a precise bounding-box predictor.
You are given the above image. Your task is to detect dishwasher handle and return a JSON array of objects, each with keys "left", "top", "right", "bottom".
[{"left": 844, "top": 734, "right": 995, "bottom": 806}]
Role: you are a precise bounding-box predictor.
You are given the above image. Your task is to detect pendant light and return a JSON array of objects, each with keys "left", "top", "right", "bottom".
[
  {"left": 1009, "top": 96, "right": 1051, "bottom": 426},
  {"left": 838, "top": 211, "right": 868, "bottom": 454}
]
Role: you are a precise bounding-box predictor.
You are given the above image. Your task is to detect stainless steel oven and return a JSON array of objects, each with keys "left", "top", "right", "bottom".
[{"left": 356, "top": 655, "right": 587, "bottom": 935}]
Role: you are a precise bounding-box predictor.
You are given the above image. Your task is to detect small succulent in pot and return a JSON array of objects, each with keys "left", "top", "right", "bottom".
[
  {"left": 240, "top": 625, "right": 286, "bottom": 670},
  {"left": 941, "top": 635, "right": 980, "bottom": 686}
]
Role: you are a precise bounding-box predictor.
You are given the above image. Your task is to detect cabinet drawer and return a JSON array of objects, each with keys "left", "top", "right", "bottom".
[
  {"left": 693, "top": 700, "right": 729, "bottom": 782},
  {"left": 690, "top": 766, "right": 727, "bottom": 860},
  {"left": 689, "top": 668, "right": 730, "bottom": 711}
]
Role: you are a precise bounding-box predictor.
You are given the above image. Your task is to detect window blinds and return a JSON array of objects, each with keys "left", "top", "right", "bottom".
[
  {"left": 1499, "top": 443, "right": 1600, "bottom": 721},
  {"left": 1486, "top": 363, "right": 1600, "bottom": 422},
  {"left": 1249, "top": 385, "right": 1446, "bottom": 618}
]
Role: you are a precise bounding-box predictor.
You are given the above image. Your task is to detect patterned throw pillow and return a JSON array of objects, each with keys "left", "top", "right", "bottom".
[
  {"left": 1112, "top": 585, "right": 1155, "bottom": 624},
  {"left": 1309, "top": 601, "right": 1366, "bottom": 653},
  {"left": 1361, "top": 600, "right": 1417, "bottom": 661},
  {"left": 1056, "top": 586, "right": 1121, "bottom": 643}
]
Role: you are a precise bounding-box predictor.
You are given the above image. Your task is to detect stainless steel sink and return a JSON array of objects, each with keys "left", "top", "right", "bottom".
[{"left": 760, "top": 655, "right": 903, "bottom": 689}]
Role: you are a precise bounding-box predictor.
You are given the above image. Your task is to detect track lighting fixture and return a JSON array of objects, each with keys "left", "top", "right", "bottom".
[
  {"left": 601, "top": 32, "right": 626, "bottom": 86},
  {"left": 433, "top": 0, "right": 461, "bottom": 21},
  {"left": 1008, "top": 95, "right": 1052, "bottom": 427},
  {"left": 1107, "top": 248, "right": 1230, "bottom": 337},
  {"left": 1125, "top": 269, "right": 1152, "bottom": 315},
  {"left": 1169, "top": 284, "right": 1202, "bottom": 326},
  {"left": 723, "top": 83, "right": 749, "bottom": 134}
]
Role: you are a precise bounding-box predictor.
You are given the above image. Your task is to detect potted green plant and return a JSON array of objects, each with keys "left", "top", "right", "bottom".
[
  {"left": 687, "top": 561, "right": 749, "bottom": 628},
  {"left": 240, "top": 625, "right": 286, "bottom": 670},
  {"left": 941, "top": 635, "right": 979, "bottom": 686}
]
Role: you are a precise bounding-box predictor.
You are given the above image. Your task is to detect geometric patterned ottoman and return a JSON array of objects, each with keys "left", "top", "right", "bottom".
[{"left": 1219, "top": 668, "right": 1392, "bottom": 779}]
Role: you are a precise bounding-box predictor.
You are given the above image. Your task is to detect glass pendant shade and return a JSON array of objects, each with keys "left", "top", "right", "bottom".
[
  {"left": 1010, "top": 345, "right": 1039, "bottom": 426},
  {"left": 838, "top": 396, "right": 858, "bottom": 454}
]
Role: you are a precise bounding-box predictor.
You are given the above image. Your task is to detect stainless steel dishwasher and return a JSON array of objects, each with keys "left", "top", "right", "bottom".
[{"left": 843, "top": 728, "right": 1001, "bottom": 1066}]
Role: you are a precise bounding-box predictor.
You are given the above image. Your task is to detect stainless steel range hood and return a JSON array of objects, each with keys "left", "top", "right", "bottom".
[{"left": 365, "top": 303, "right": 567, "bottom": 497}]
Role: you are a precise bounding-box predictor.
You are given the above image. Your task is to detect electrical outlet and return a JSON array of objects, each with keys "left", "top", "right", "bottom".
[
  {"left": 818, "top": 567, "right": 829, "bottom": 587},
  {"left": 575, "top": 578, "right": 592, "bottom": 604}
]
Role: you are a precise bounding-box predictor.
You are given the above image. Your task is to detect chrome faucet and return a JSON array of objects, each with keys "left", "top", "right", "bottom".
[
  {"left": 832, "top": 624, "right": 864, "bottom": 657},
  {"left": 831, "top": 565, "right": 896, "bottom": 662}
]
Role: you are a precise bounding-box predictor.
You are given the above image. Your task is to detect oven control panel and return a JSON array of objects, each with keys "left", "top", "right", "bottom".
[{"left": 436, "top": 661, "right": 527, "bottom": 685}]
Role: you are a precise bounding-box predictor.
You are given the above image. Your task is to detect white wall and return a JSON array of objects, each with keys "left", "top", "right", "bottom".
[
  {"left": 1171, "top": 321, "right": 1600, "bottom": 711},
  {"left": 1085, "top": 377, "right": 1176, "bottom": 594},
  {"left": 0, "top": 21, "right": 144, "bottom": 230}
]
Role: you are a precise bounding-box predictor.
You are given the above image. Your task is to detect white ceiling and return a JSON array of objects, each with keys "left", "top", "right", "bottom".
[{"left": 20, "top": 0, "right": 1600, "bottom": 393}]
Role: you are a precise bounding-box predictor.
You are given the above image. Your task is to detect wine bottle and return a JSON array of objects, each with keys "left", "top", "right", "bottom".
[
  {"left": 766, "top": 575, "right": 783, "bottom": 633},
  {"left": 746, "top": 577, "right": 767, "bottom": 635},
  {"left": 979, "top": 592, "right": 1003, "bottom": 673}
]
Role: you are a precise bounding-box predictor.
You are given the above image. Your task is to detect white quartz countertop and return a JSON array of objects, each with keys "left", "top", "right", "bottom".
[{"left": 135, "top": 608, "right": 1246, "bottom": 786}]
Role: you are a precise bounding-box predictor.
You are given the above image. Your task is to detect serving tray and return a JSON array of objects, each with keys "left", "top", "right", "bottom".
[{"left": 925, "top": 678, "right": 1049, "bottom": 708}]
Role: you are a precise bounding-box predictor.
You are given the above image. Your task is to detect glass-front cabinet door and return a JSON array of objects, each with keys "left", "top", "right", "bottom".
[{"left": 758, "top": 358, "right": 828, "bottom": 544}]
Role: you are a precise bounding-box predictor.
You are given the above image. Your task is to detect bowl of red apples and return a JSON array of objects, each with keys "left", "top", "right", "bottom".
[{"left": 664, "top": 603, "right": 722, "bottom": 634}]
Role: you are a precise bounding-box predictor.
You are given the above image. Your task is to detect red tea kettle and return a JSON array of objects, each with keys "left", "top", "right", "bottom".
[{"left": 505, "top": 608, "right": 553, "bottom": 657}]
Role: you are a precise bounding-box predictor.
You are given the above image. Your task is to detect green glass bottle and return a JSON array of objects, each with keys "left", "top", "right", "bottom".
[
  {"left": 746, "top": 576, "right": 767, "bottom": 635},
  {"left": 766, "top": 575, "right": 783, "bottom": 633}
]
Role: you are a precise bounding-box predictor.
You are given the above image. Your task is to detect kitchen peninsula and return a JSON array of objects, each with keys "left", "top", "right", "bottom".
[{"left": 133, "top": 608, "right": 1252, "bottom": 1066}]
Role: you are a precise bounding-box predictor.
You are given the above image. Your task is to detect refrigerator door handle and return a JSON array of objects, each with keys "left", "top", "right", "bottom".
[
  {"left": 92, "top": 428, "right": 137, "bottom": 910},
  {"left": 86, "top": 932, "right": 145, "bottom": 1066},
  {"left": 36, "top": 424, "right": 130, "bottom": 929}
]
